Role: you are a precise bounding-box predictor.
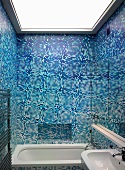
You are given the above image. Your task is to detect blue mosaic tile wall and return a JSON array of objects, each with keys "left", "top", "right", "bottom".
[
  {"left": 16, "top": 2, "right": 125, "bottom": 146},
  {"left": 93, "top": 1, "right": 125, "bottom": 147},
  {"left": 16, "top": 35, "right": 96, "bottom": 144},
  {"left": 0, "top": 1, "right": 17, "bottom": 152}
]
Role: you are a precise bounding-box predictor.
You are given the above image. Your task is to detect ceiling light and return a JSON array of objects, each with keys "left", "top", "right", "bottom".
[
  {"left": 10, "top": 0, "right": 112, "bottom": 29},
  {"left": 1, "top": 0, "right": 124, "bottom": 33}
]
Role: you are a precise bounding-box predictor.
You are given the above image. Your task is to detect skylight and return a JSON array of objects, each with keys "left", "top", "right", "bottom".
[
  {"left": 2, "top": 0, "right": 123, "bottom": 33},
  {"left": 10, "top": 0, "right": 114, "bottom": 31}
]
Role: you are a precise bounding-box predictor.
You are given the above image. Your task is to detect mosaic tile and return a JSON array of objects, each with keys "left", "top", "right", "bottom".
[
  {"left": 0, "top": 1, "right": 17, "bottom": 152},
  {"left": 16, "top": 0, "right": 125, "bottom": 145},
  {"left": 16, "top": 34, "right": 95, "bottom": 144},
  {"left": 93, "top": 1, "right": 125, "bottom": 145},
  {"left": 12, "top": 165, "right": 84, "bottom": 170}
]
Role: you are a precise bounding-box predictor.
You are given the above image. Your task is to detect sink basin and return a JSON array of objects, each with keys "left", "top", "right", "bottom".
[{"left": 81, "top": 149, "right": 125, "bottom": 170}]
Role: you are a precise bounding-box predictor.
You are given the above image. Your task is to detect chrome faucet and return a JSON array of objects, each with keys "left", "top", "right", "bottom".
[{"left": 112, "top": 147, "right": 125, "bottom": 161}]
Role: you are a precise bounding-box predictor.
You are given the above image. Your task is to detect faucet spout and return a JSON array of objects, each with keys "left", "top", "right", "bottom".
[
  {"left": 112, "top": 147, "right": 125, "bottom": 161},
  {"left": 112, "top": 153, "right": 122, "bottom": 157}
]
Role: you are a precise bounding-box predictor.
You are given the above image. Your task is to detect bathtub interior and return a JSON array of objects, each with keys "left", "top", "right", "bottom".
[{"left": 18, "top": 148, "right": 84, "bottom": 161}]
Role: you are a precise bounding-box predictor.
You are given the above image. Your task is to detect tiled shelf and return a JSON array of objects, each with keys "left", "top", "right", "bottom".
[{"left": 92, "top": 124, "right": 125, "bottom": 147}]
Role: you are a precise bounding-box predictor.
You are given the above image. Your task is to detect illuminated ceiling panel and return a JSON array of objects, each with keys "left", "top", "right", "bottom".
[{"left": 1, "top": 0, "right": 124, "bottom": 33}]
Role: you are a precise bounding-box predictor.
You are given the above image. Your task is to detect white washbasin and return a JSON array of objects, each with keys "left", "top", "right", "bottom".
[{"left": 81, "top": 149, "right": 125, "bottom": 170}]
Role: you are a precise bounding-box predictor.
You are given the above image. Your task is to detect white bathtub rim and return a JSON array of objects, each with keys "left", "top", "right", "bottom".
[
  {"left": 14, "top": 143, "right": 87, "bottom": 149},
  {"left": 12, "top": 160, "right": 82, "bottom": 166},
  {"left": 12, "top": 143, "right": 88, "bottom": 165}
]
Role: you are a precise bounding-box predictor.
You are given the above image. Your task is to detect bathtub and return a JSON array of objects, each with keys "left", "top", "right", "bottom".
[{"left": 12, "top": 144, "right": 87, "bottom": 170}]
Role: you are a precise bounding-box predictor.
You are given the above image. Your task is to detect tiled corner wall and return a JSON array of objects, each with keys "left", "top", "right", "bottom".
[
  {"left": 0, "top": 1, "right": 17, "bottom": 152},
  {"left": 16, "top": 35, "right": 96, "bottom": 144},
  {"left": 93, "top": 1, "right": 125, "bottom": 147}
]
